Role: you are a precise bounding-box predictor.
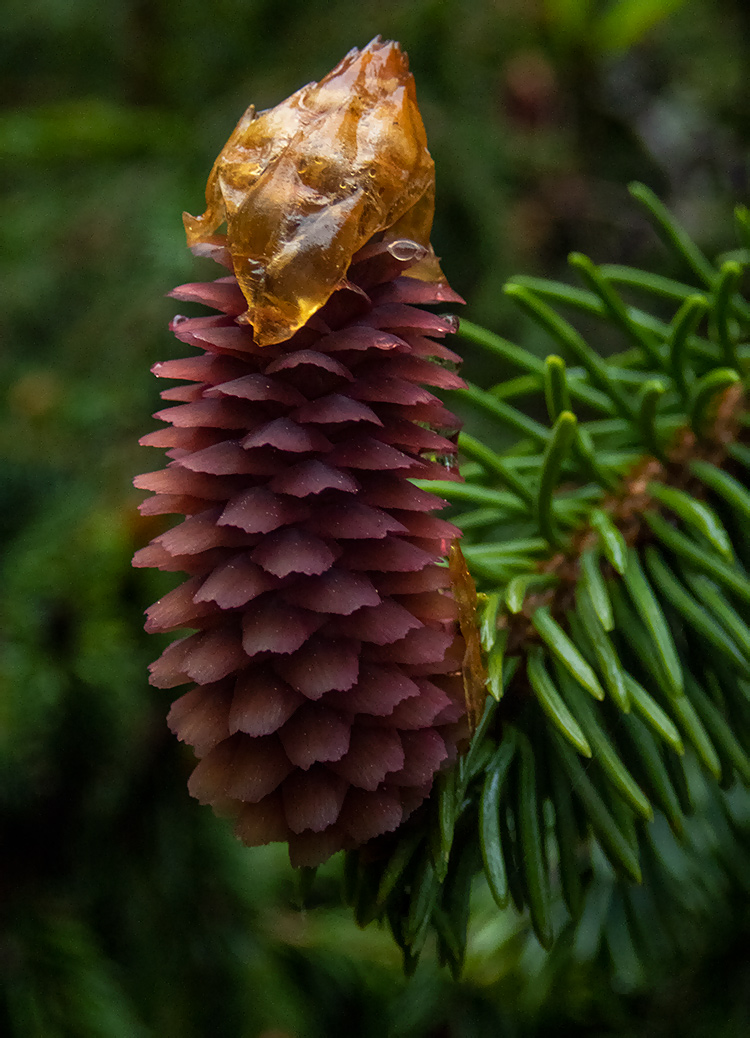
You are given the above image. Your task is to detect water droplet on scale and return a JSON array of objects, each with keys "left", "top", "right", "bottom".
[
  {"left": 386, "top": 239, "right": 427, "bottom": 263},
  {"left": 171, "top": 315, "right": 190, "bottom": 328}
]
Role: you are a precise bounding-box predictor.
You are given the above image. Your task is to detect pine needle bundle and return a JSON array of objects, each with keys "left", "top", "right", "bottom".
[{"left": 344, "top": 185, "right": 750, "bottom": 975}]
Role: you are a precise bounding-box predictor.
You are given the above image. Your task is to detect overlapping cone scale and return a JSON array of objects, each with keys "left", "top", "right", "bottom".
[{"left": 134, "top": 238, "right": 469, "bottom": 867}]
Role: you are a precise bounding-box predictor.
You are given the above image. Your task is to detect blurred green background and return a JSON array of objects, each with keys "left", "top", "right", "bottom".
[{"left": 3, "top": 0, "right": 750, "bottom": 1034}]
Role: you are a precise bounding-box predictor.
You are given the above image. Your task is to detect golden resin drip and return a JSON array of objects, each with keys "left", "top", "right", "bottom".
[
  {"left": 183, "top": 37, "right": 444, "bottom": 346},
  {"left": 449, "top": 541, "right": 487, "bottom": 735}
]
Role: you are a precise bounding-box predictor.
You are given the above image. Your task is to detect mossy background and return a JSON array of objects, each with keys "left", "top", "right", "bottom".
[{"left": 2, "top": 1, "right": 750, "bottom": 1035}]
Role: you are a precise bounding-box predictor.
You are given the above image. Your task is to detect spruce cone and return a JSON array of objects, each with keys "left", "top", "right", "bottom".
[{"left": 133, "top": 40, "right": 470, "bottom": 867}]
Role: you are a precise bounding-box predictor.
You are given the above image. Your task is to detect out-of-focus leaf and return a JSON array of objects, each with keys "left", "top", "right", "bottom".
[{"left": 594, "top": 0, "right": 691, "bottom": 53}]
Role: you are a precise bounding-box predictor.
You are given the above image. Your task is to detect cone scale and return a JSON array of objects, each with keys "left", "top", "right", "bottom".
[{"left": 134, "top": 39, "right": 469, "bottom": 867}]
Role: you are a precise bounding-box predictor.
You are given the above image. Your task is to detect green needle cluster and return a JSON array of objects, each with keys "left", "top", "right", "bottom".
[{"left": 341, "top": 183, "right": 750, "bottom": 976}]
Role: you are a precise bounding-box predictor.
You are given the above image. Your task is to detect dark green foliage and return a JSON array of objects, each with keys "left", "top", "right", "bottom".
[{"left": 342, "top": 182, "right": 750, "bottom": 980}]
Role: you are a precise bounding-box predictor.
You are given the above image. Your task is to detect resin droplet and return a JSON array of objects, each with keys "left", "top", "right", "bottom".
[
  {"left": 183, "top": 37, "right": 444, "bottom": 346},
  {"left": 449, "top": 540, "right": 487, "bottom": 734},
  {"left": 386, "top": 239, "right": 429, "bottom": 263}
]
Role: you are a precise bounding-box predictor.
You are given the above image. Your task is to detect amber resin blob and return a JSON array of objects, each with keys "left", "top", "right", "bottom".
[
  {"left": 183, "top": 37, "right": 444, "bottom": 346},
  {"left": 135, "top": 38, "right": 469, "bottom": 867}
]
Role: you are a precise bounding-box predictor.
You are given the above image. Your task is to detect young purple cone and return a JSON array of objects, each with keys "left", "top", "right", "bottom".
[{"left": 134, "top": 39, "right": 470, "bottom": 867}]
